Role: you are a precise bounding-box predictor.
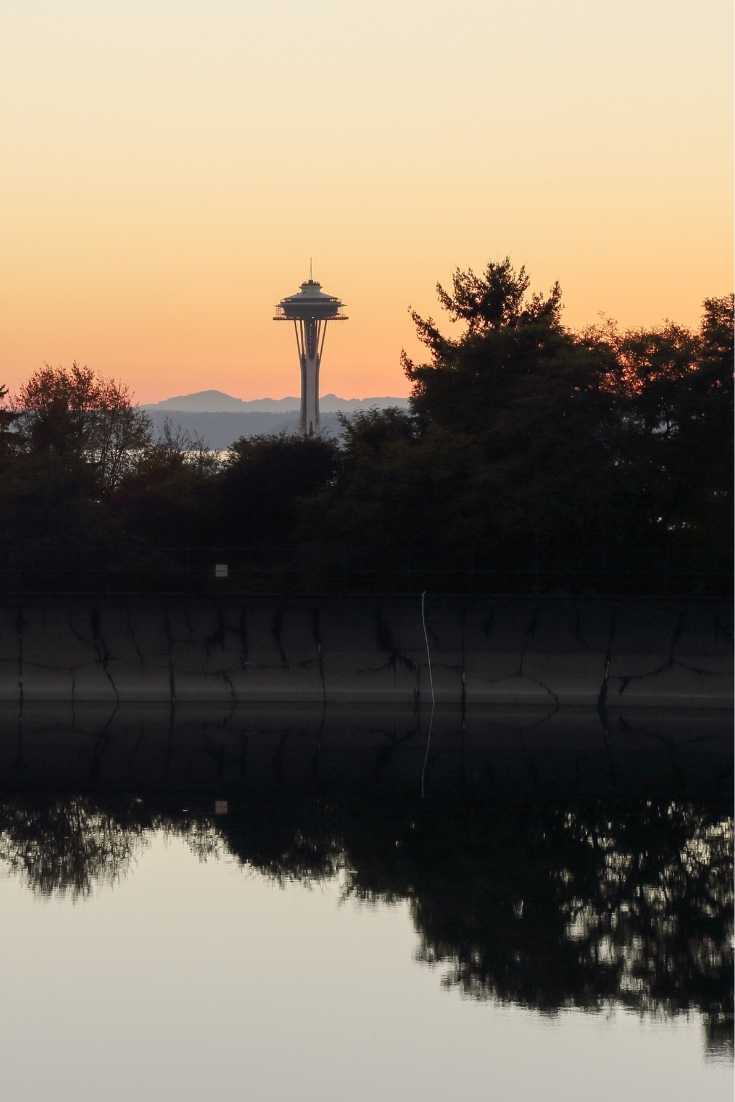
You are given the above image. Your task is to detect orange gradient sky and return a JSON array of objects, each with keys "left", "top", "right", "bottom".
[{"left": 2, "top": 0, "right": 732, "bottom": 402}]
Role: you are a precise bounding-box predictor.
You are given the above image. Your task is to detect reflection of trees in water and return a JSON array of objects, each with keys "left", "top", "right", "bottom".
[
  {"left": 358, "top": 803, "right": 732, "bottom": 1047},
  {"left": 0, "top": 798, "right": 227, "bottom": 898},
  {"left": 216, "top": 802, "right": 343, "bottom": 885},
  {"left": 215, "top": 797, "right": 734, "bottom": 1052},
  {"left": 0, "top": 793, "right": 729, "bottom": 1052},
  {"left": 0, "top": 797, "right": 147, "bottom": 900}
]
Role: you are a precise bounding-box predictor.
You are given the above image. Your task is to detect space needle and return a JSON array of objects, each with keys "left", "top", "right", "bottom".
[{"left": 274, "top": 266, "right": 348, "bottom": 436}]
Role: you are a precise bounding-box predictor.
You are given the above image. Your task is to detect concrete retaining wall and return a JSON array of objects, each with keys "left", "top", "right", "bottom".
[{"left": 1, "top": 595, "right": 731, "bottom": 707}]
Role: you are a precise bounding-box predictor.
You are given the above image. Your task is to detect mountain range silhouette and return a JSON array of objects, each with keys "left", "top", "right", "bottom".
[
  {"left": 141, "top": 390, "right": 409, "bottom": 447},
  {"left": 143, "top": 389, "right": 408, "bottom": 413}
]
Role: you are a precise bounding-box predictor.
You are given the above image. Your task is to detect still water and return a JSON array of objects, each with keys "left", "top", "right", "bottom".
[{"left": 0, "top": 707, "right": 731, "bottom": 1100}]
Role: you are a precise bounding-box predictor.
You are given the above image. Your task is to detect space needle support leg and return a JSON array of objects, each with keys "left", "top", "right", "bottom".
[
  {"left": 302, "top": 318, "right": 319, "bottom": 436},
  {"left": 294, "top": 320, "right": 307, "bottom": 434}
]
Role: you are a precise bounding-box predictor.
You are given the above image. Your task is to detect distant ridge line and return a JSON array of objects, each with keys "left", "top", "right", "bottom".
[{"left": 143, "top": 389, "right": 410, "bottom": 413}]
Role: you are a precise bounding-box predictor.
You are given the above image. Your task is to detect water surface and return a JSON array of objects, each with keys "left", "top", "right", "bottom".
[{"left": 0, "top": 707, "right": 731, "bottom": 1100}]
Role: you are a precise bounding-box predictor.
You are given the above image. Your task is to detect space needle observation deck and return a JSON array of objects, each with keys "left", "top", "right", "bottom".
[{"left": 274, "top": 271, "right": 348, "bottom": 436}]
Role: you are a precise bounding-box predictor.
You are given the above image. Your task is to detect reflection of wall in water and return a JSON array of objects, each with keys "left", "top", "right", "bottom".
[{"left": 1, "top": 704, "right": 731, "bottom": 800}]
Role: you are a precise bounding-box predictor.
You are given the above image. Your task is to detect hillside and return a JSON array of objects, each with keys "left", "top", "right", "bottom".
[
  {"left": 144, "top": 391, "right": 410, "bottom": 447},
  {"left": 144, "top": 390, "right": 409, "bottom": 413}
]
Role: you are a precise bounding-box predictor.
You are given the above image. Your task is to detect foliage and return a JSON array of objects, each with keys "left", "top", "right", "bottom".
[
  {"left": 112, "top": 420, "right": 218, "bottom": 548},
  {"left": 15, "top": 362, "right": 150, "bottom": 495},
  {"left": 218, "top": 432, "right": 339, "bottom": 545}
]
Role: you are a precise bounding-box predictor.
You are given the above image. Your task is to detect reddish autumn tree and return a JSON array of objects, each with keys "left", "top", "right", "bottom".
[{"left": 15, "top": 362, "right": 150, "bottom": 495}]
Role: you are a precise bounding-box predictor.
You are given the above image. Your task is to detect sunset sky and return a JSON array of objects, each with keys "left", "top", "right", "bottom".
[{"left": 2, "top": 0, "right": 732, "bottom": 403}]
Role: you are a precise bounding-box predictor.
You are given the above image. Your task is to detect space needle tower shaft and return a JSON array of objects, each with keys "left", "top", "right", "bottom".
[{"left": 274, "top": 268, "right": 348, "bottom": 436}]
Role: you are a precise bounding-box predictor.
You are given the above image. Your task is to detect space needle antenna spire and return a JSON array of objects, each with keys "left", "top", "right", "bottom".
[{"left": 274, "top": 268, "right": 348, "bottom": 436}]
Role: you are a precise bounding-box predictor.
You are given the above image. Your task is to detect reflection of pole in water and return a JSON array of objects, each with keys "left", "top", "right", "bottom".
[{"left": 420, "top": 590, "right": 436, "bottom": 799}]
